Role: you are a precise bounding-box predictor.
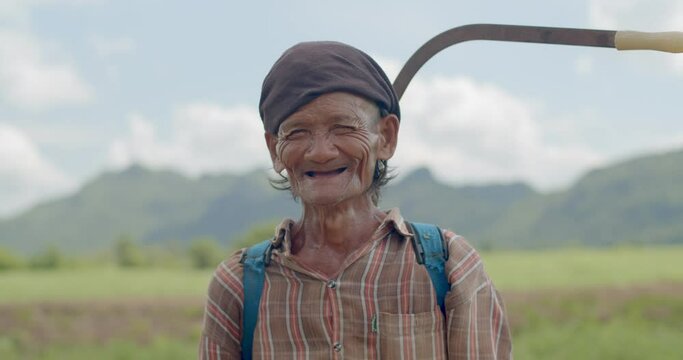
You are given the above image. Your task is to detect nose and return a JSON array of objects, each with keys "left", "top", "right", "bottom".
[{"left": 305, "top": 132, "right": 338, "bottom": 163}]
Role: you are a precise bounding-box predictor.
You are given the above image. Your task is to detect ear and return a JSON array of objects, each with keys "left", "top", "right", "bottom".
[
  {"left": 376, "top": 114, "right": 399, "bottom": 160},
  {"left": 264, "top": 131, "right": 285, "bottom": 173}
]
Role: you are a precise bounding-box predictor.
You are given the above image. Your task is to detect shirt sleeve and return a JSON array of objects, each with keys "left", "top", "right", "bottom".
[
  {"left": 198, "top": 250, "right": 245, "bottom": 360},
  {"left": 442, "top": 231, "right": 513, "bottom": 360}
]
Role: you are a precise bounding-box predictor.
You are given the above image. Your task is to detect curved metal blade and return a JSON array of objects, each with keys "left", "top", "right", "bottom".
[{"left": 394, "top": 24, "right": 616, "bottom": 99}]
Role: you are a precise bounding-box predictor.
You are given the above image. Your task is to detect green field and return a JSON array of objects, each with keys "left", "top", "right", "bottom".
[
  {"left": 0, "top": 267, "right": 211, "bottom": 304},
  {"left": 483, "top": 245, "right": 683, "bottom": 291},
  {"left": 2, "top": 245, "right": 682, "bottom": 304},
  {"left": 1, "top": 246, "right": 682, "bottom": 359}
]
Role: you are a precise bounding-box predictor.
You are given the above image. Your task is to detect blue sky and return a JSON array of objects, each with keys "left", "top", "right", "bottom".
[{"left": 1, "top": 0, "right": 682, "bottom": 218}]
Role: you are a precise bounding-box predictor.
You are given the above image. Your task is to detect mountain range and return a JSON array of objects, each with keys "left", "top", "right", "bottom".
[{"left": 1, "top": 148, "right": 682, "bottom": 254}]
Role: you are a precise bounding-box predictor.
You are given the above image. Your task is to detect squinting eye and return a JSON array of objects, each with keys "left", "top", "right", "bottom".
[
  {"left": 285, "top": 129, "right": 308, "bottom": 140},
  {"left": 332, "top": 125, "right": 356, "bottom": 134}
]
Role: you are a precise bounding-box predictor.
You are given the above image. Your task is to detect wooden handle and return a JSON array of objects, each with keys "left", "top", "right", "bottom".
[{"left": 615, "top": 31, "right": 683, "bottom": 53}]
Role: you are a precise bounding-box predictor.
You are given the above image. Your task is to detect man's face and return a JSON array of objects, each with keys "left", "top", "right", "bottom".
[{"left": 266, "top": 92, "right": 397, "bottom": 206}]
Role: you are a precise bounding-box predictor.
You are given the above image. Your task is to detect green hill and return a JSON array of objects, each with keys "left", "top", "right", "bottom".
[
  {"left": 381, "top": 167, "right": 537, "bottom": 248},
  {"left": 1, "top": 148, "right": 682, "bottom": 254},
  {"left": 485, "top": 148, "right": 683, "bottom": 248},
  {"left": 0, "top": 165, "right": 297, "bottom": 254}
]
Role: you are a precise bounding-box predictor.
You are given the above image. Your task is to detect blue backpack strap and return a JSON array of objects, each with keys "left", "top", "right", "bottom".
[
  {"left": 407, "top": 222, "right": 450, "bottom": 313},
  {"left": 240, "top": 239, "right": 272, "bottom": 360}
]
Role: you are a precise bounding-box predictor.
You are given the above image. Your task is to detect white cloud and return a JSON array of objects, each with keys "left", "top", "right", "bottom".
[
  {"left": 394, "top": 75, "right": 605, "bottom": 190},
  {"left": 588, "top": 0, "right": 683, "bottom": 76},
  {"left": 106, "top": 62, "right": 605, "bottom": 190},
  {"left": 108, "top": 103, "right": 271, "bottom": 175},
  {"left": 0, "top": 123, "right": 75, "bottom": 218},
  {"left": 0, "top": 30, "right": 93, "bottom": 109}
]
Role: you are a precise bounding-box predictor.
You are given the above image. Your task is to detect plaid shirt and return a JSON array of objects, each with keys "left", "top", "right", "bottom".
[{"left": 199, "top": 209, "right": 512, "bottom": 359}]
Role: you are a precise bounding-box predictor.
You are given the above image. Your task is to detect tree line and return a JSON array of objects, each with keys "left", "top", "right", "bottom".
[{"left": 0, "top": 220, "right": 277, "bottom": 272}]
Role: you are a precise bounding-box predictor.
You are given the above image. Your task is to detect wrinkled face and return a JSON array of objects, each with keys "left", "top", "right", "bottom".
[{"left": 266, "top": 92, "right": 397, "bottom": 206}]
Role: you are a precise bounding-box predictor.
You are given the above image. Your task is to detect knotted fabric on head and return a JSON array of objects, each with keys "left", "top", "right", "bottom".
[{"left": 259, "top": 41, "right": 401, "bottom": 134}]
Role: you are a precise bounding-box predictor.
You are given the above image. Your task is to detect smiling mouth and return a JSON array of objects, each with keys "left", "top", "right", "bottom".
[{"left": 305, "top": 167, "right": 347, "bottom": 178}]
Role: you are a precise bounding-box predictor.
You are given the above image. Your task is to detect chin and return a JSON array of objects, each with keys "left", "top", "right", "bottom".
[
  {"left": 301, "top": 189, "right": 373, "bottom": 208},
  {"left": 300, "top": 194, "right": 347, "bottom": 207}
]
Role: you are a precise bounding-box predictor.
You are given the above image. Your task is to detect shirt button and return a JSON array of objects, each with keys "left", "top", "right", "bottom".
[
  {"left": 327, "top": 280, "right": 337, "bottom": 289},
  {"left": 333, "top": 342, "right": 342, "bottom": 352}
]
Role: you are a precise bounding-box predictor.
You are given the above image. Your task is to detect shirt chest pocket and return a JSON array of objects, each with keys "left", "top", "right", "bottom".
[{"left": 377, "top": 310, "right": 446, "bottom": 359}]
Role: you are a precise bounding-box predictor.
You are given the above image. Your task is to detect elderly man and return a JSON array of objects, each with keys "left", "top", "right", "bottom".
[{"left": 200, "top": 41, "right": 511, "bottom": 359}]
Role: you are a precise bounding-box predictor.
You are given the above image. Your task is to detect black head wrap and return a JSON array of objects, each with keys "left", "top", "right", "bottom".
[{"left": 259, "top": 41, "right": 400, "bottom": 134}]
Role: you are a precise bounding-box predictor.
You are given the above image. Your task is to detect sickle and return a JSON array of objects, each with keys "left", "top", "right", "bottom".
[{"left": 393, "top": 24, "right": 683, "bottom": 99}]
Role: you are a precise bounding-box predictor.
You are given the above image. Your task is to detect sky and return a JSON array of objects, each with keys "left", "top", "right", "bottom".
[{"left": 1, "top": 0, "right": 682, "bottom": 218}]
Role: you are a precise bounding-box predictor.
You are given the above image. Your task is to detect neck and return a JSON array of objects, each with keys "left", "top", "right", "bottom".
[{"left": 291, "top": 195, "right": 385, "bottom": 255}]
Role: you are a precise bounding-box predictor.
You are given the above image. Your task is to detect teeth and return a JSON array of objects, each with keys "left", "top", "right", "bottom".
[{"left": 305, "top": 168, "right": 346, "bottom": 177}]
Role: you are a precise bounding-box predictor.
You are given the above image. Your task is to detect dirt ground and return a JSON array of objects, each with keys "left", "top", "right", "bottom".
[
  {"left": 0, "top": 296, "right": 203, "bottom": 346},
  {"left": 502, "top": 281, "right": 683, "bottom": 332}
]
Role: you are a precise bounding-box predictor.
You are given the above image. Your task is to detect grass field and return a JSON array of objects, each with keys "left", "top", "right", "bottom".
[
  {"left": 482, "top": 245, "right": 683, "bottom": 291},
  {"left": 1, "top": 245, "right": 682, "bottom": 359},
  {"left": 0, "top": 267, "right": 211, "bottom": 304},
  {"left": 1, "top": 245, "right": 682, "bottom": 304}
]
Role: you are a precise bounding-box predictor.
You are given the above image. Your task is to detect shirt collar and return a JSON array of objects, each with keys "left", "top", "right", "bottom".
[{"left": 269, "top": 208, "right": 412, "bottom": 256}]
